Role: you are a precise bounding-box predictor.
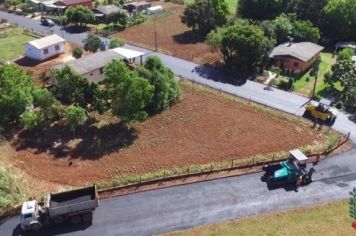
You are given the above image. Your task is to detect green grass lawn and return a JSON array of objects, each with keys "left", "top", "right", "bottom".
[
  {"left": 293, "top": 52, "right": 342, "bottom": 98},
  {"left": 167, "top": 200, "right": 356, "bottom": 236},
  {"left": 0, "top": 30, "right": 35, "bottom": 61}
]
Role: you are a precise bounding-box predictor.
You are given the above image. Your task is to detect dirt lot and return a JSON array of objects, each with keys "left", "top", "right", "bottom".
[
  {"left": 113, "top": 2, "right": 221, "bottom": 65},
  {"left": 8, "top": 82, "right": 326, "bottom": 187}
]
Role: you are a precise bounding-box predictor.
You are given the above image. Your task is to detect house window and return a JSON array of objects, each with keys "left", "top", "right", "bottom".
[
  {"left": 99, "top": 68, "right": 103, "bottom": 75},
  {"left": 293, "top": 62, "right": 299, "bottom": 67},
  {"left": 55, "top": 45, "right": 60, "bottom": 51},
  {"left": 43, "top": 48, "right": 49, "bottom": 55}
]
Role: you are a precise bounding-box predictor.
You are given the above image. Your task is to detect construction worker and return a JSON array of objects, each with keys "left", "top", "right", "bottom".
[{"left": 296, "top": 175, "right": 303, "bottom": 192}]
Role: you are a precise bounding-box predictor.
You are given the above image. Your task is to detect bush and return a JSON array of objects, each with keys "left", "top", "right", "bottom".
[
  {"left": 83, "top": 34, "right": 101, "bottom": 52},
  {"left": 21, "top": 110, "right": 40, "bottom": 129},
  {"left": 109, "top": 38, "right": 124, "bottom": 48},
  {"left": 277, "top": 77, "right": 293, "bottom": 90},
  {"left": 0, "top": 165, "right": 23, "bottom": 210},
  {"left": 72, "top": 47, "right": 83, "bottom": 58},
  {"left": 128, "top": 13, "right": 147, "bottom": 26}
]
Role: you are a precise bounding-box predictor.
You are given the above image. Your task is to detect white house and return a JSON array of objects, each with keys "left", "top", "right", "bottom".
[{"left": 25, "top": 34, "right": 65, "bottom": 61}]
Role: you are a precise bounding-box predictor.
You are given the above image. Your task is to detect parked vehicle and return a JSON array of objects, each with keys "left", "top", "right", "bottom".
[
  {"left": 41, "top": 17, "right": 55, "bottom": 27},
  {"left": 20, "top": 186, "right": 98, "bottom": 233},
  {"left": 304, "top": 98, "right": 337, "bottom": 125},
  {"left": 261, "top": 149, "right": 314, "bottom": 189}
]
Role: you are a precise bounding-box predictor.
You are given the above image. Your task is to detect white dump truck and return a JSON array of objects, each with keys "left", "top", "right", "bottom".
[{"left": 20, "top": 186, "right": 98, "bottom": 232}]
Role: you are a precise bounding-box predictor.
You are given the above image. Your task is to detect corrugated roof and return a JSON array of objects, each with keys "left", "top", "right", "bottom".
[
  {"left": 54, "top": 50, "right": 124, "bottom": 76},
  {"left": 110, "top": 47, "right": 146, "bottom": 59},
  {"left": 269, "top": 42, "right": 324, "bottom": 62},
  {"left": 60, "top": 0, "right": 92, "bottom": 5},
  {"left": 95, "top": 4, "right": 121, "bottom": 15},
  {"left": 27, "top": 34, "right": 65, "bottom": 49}
]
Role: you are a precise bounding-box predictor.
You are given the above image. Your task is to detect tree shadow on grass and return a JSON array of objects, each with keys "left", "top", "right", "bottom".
[
  {"left": 172, "top": 31, "right": 205, "bottom": 45},
  {"left": 11, "top": 122, "right": 137, "bottom": 160}
]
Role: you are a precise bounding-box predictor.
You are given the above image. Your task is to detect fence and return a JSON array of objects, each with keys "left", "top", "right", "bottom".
[{"left": 98, "top": 131, "right": 351, "bottom": 194}]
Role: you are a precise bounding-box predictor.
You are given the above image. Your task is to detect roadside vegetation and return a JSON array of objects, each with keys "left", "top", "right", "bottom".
[{"left": 166, "top": 200, "right": 355, "bottom": 236}]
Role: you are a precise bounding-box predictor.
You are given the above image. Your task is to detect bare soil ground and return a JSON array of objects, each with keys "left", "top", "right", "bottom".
[
  {"left": 8, "top": 82, "right": 325, "bottom": 187},
  {"left": 113, "top": 2, "right": 221, "bottom": 65}
]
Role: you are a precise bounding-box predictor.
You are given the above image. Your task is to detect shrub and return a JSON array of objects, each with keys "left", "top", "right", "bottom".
[
  {"left": 72, "top": 47, "right": 83, "bottom": 58},
  {"left": 109, "top": 38, "right": 125, "bottom": 48}
]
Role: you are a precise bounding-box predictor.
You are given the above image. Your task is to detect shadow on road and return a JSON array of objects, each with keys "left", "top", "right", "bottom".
[
  {"left": 12, "top": 222, "right": 92, "bottom": 236},
  {"left": 63, "top": 26, "right": 88, "bottom": 34},
  {"left": 192, "top": 65, "right": 247, "bottom": 86}
]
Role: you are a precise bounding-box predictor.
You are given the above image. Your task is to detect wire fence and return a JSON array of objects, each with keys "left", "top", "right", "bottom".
[{"left": 98, "top": 131, "right": 351, "bottom": 193}]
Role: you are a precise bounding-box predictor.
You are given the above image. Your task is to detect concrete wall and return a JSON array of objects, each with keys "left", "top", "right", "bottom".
[
  {"left": 25, "top": 42, "right": 65, "bottom": 61},
  {"left": 82, "top": 67, "right": 104, "bottom": 83}
]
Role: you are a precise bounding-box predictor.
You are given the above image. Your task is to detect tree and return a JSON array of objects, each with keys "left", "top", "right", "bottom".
[
  {"left": 21, "top": 111, "right": 41, "bottom": 130},
  {"left": 181, "top": 0, "right": 229, "bottom": 35},
  {"left": 0, "top": 64, "right": 34, "bottom": 126},
  {"left": 325, "top": 59, "right": 356, "bottom": 98},
  {"left": 337, "top": 48, "right": 353, "bottom": 61},
  {"left": 292, "top": 20, "right": 320, "bottom": 43},
  {"left": 106, "top": 11, "right": 128, "bottom": 26},
  {"left": 64, "top": 105, "right": 87, "bottom": 132},
  {"left": 65, "top": 6, "right": 95, "bottom": 26},
  {"left": 323, "top": 0, "right": 356, "bottom": 40},
  {"left": 31, "top": 87, "right": 61, "bottom": 126},
  {"left": 104, "top": 60, "right": 154, "bottom": 122},
  {"left": 296, "top": 0, "right": 328, "bottom": 26},
  {"left": 272, "top": 14, "right": 294, "bottom": 44},
  {"left": 72, "top": 47, "right": 83, "bottom": 59},
  {"left": 207, "top": 23, "right": 273, "bottom": 72},
  {"left": 52, "top": 65, "right": 101, "bottom": 111},
  {"left": 83, "top": 34, "right": 101, "bottom": 53},
  {"left": 137, "top": 56, "right": 181, "bottom": 114},
  {"left": 237, "top": 0, "right": 299, "bottom": 20},
  {"left": 109, "top": 38, "right": 125, "bottom": 49}
]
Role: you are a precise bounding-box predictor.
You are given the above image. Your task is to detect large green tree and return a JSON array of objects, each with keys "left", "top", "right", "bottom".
[
  {"left": 64, "top": 105, "right": 87, "bottom": 132},
  {"left": 65, "top": 6, "right": 95, "bottom": 26},
  {"left": 0, "top": 65, "right": 34, "bottom": 126},
  {"left": 181, "top": 0, "right": 229, "bottom": 35},
  {"left": 292, "top": 20, "right": 320, "bottom": 43},
  {"left": 296, "top": 0, "right": 328, "bottom": 26},
  {"left": 83, "top": 34, "right": 101, "bottom": 53},
  {"left": 272, "top": 14, "right": 294, "bottom": 44},
  {"left": 325, "top": 59, "right": 356, "bottom": 99},
  {"left": 52, "top": 65, "right": 106, "bottom": 113},
  {"left": 137, "top": 56, "right": 181, "bottom": 114},
  {"left": 237, "top": 0, "right": 299, "bottom": 20},
  {"left": 323, "top": 0, "right": 356, "bottom": 40},
  {"left": 207, "top": 23, "right": 273, "bottom": 72},
  {"left": 104, "top": 60, "right": 153, "bottom": 122}
]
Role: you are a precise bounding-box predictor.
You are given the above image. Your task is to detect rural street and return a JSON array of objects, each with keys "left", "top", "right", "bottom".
[{"left": 1, "top": 11, "right": 356, "bottom": 236}]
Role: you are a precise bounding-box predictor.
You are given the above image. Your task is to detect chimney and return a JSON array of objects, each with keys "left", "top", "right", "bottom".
[{"left": 287, "top": 36, "right": 294, "bottom": 47}]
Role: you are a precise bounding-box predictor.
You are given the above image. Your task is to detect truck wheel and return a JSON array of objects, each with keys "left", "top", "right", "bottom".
[
  {"left": 30, "top": 223, "right": 41, "bottom": 232},
  {"left": 70, "top": 215, "right": 82, "bottom": 224},
  {"left": 82, "top": 213, "right": 93, "bottom": 224}
]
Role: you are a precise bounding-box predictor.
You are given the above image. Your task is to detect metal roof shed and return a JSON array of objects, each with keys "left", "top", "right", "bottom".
[
  {"left": 289, "top": 149, "right": 308, "bottom": 161},
  {"left": 110, "top": 47, "right": 147, "bottom": 59}
]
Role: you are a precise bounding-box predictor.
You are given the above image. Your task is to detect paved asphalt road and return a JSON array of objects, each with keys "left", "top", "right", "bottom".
[{"left": 1, "top": 11, "right": 356, "bottom": 236}]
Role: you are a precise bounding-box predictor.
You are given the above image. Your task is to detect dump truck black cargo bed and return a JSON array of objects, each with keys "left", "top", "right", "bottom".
[{"left": 47, "top": 186, "right": 98, "bottom": 217}]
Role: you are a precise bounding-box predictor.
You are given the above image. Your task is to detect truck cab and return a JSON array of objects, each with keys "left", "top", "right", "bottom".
[{"left": 20, "top": 200, "right": 41, "bottom": 232}]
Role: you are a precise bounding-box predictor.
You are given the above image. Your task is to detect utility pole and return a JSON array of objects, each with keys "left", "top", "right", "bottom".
[
  {"left": 311, "top": 56, "right": 322, "bottom": 98},
  {"left": 153, "top": 15, "right": 158, "bottom": 51}
]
